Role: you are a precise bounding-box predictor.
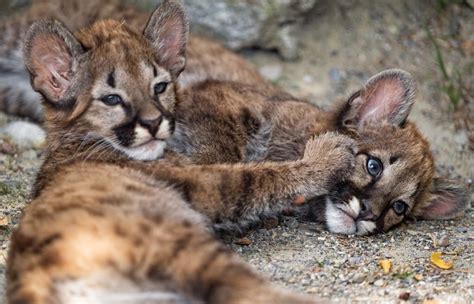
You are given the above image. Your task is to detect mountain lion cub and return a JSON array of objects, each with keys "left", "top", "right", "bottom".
[
  {"left": 0, "top": 0, "right": 466, "bottom": 235},
  {"left": 6, "top": 1, "right": 357, "bottom": 303},
  {"left": 5, "top": 0, "right": 467, "bottom": 302}
]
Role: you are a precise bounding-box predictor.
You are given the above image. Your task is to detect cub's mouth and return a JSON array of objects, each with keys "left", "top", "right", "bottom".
[
  {"left": 302, "top": 186, "right": 380, "bottom": 236},
  {"left": 111, "top": 118, "right": 173, "bottom": 161},
  {"left": 323, "top": 196, "right": 378, "bottom": 235}
]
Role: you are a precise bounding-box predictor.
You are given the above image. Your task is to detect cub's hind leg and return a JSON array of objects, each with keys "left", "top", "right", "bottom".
[
  {"left": 8, "top": 212, "right": 312, "bottom": 304},
  {"left": 7, "top": 190, "right": 313, "bottom": 304}
]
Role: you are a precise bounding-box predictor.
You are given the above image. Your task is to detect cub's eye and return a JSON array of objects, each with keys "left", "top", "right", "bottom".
[
  {"left": 154, "top": 82, "right": 168, "bottom": 95},
  {"left": 367, "top": 157, "right": 383, "bottom": 177},
  {"left": 100, "top": 94, "right": 122, "bottom": 106},
  {"left": 392, "top": 200, "right": 408, "bottom": 215}
]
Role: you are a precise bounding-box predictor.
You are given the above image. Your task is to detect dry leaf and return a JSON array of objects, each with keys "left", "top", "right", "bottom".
[
  {"left": 379, "top": 259, "right": 392, "bottom": 274},
  {"left": 0, "top": 215, "right": 9, "bottom": 227},
  {"left": 414, "top": 274, "right": 424, "bottom": 281},
  {"left": 234, "top": 237, "right": 252, "bottom": 246},
  {"left": 293, "top": 195, "right": 306, "bottom": 205},
  {"left": 430, "top": 252, "right": 453, "bottom": 270}
]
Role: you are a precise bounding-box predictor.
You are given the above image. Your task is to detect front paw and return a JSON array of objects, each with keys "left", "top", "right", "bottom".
[{"left": 303, "top": 132, "right": 356, "bottom": 182}]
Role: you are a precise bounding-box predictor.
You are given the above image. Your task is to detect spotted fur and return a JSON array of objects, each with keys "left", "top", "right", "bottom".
[
  {"left": 7, "top": 1, "right": 357, "bottom": 303},
  {"left": 1, "top": 0, "right": 466, "bottom": 237}
]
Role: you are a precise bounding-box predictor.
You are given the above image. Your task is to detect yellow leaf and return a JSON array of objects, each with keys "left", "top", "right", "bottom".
[
  {"left": 379, "top": 259, "right": 392, "bottom": 274},
  {"left": 0, "top": 215, "right": 9, "bottom": 227},
  {"left": 430, "top": 252, "right": 453, "bottom": 270}
]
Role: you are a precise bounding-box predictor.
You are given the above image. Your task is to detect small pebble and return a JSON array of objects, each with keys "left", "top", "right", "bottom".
[
  {"left": 262, "top": 218, "right": 279, "bottom": 229},
  {"left": 0, "top": 141, "right": 16, "bottom": 155},
  {"left": 399, "top": 292, "right": 410, "bottom": 300},
  {"left": 352, "top": 273, "right": 366, "bottom": 283},
  {"left": 373, "top": 279, "right": 384, "bottom": 287},
  {"left": 285, "top": 218, "right": 299, "bottom": 229},
  {"left": 438, "top": 235, "right": 449, "bottom": 247},
  {"left": 1, "top": 121, "right": 46, "bottom": 149},
  {"left": 259, "top": 64, "right": 283, "bottom": 82}
]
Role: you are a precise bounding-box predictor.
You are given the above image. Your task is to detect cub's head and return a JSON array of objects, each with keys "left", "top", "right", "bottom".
[
  {"left": 307, "top": 69, "right": 467, "bottom": 235},
  {"left": 23, "top": 0, "right": 188, "bottom": 160}
]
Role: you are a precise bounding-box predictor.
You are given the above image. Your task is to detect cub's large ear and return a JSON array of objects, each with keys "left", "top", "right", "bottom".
[
  {"left": 338, "top": 69, "right": 416, "bottom": 130},
  {"left": 412, "top": 177, "right": 468, "bottom": 220},
  {"left": 23, "top": 19, "right": 83, "bottom": 105},
  {"left": 144, "top": 0, "right": 189, "bottom": 78}
]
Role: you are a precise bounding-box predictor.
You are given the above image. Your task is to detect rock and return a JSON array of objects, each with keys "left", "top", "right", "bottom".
[
  {"left": 22, "top": 149, "right": 38, "bottom": 160},
  {"left": 303, "top": 75, "right": 314, "bottom": 83},
  {"left": 259, "top": 64, "right": 283, "bottom": 82},
  {"left": 262, "top": 217, "right": 279, "bottom": 229},
  {"left": 285, "top": 218, "right": 299, "bottom": 229},
  {"left": 0, "top": 141, "right": 16, "bottom": 155},
  {"left": 399, "top": 292, "right": 410, "bottom": 301},
  {"left": 328, "top": 68, "right": 346, "bottom": 82},
  {"left": 348, "top": 256, "right": 362, "bottom": 265},
  {"left": 0, "top": 112, "right": 8, "bottom": 126},
  {"left": 1, "top": 121, "right": 45, "bottom": 149},
  {"left": 352, "top": 273, "right": 366, "bottom": 283},
  {"left": 438, "top": 235, "right": 449, "bottom": 247},
  {"left": 129, "top": 0, "right": 319, "bottom": 60},
  {"left": 373, "top": 279, "right": 384, "bottom": 287}
]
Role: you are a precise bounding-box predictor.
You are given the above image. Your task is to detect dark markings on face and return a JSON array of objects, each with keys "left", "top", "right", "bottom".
[
  {"left": 153, "top": 98, "right": 176, "bottom": 132},
  {"left": 411, "top": 182, "right": 422, "bottom": 200},
  {"left": 389, "top": 155, "right": 399, "bottom": 164},
  {"left": 113, "top": 118, "right": 137, "bottom": 147},
  {"left": 152, "top": 65, "right": 158, "bottom": 78},
  {"left": 107, "top": 70, "right": 115, "bottom": 88}
]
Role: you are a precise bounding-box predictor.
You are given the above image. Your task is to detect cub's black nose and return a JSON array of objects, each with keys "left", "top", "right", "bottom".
[
  {"left": 139, "top": 116, "right": 163, "bottom": 136},
  {"left": 358, "top": 200, "right": 375, "bottom": 220}
]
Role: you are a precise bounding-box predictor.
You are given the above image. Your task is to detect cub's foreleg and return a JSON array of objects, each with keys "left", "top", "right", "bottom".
[{"left": 149, "top": 133, "right": 355, "bottom": 229}]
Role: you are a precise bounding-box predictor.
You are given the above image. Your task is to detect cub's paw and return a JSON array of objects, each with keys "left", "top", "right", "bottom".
[{"left": 303, "top": 132, "right": 356, "bottom": 181}]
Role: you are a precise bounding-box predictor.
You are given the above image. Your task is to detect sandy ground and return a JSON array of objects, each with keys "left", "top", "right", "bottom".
[{"left": 0, "top": 0, "right": 473, "bottom": 302}]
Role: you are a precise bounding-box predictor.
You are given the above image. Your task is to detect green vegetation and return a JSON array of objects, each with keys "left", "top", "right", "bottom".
[{"left": 425, "top": 25, "right": 463, "bottom": 110}]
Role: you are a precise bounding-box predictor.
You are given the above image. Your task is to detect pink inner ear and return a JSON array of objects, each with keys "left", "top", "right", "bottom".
[
  {"left": 31, "top": 34, "right": 72, "bottom": 100},
  {"left": 156, "top": 18, "right": 186, "bottom": 74},
  {"left": 159, "top": 19, "right": 182, "bottom": 57},
  {"left": 423, "top": 192, "right": 458, "bottom": 219},
  {"left": 359, "top": 79, "right": 405, "bottom": 124}
]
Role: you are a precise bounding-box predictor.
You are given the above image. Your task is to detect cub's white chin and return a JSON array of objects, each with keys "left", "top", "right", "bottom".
[
  {"left": 112, "top": 139, "right": 167, "bottom": 161},
  {"left": 324, "top": 197, "right": 376, "bottom": 236}
]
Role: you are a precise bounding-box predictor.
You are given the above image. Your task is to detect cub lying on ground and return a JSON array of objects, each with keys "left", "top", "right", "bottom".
[
  {"left": 0, "top": 0, "right": 466, "bottom": 236},
  {"left": 7, "top": 1, "right": 354, "bottom": 303}
]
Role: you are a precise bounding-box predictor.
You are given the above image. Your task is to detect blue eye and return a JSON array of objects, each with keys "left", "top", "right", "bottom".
[
  {"left": 367, "top": 157, "right": 383, "bottom": 177},
  {"left": 392, "top": 200, "right": 407, "bottom": 215},
  {"left": 154, "top": 82, "right": 168, "bottom": 95},
  {"left": 101, "top": 94, "right": 122, "bottom": 106}
]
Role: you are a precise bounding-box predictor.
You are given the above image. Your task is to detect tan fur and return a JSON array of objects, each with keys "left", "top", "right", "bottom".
[
  {"left": 5, "top": 1, "right": 467, "bottom": 302},
  {"left": 7, "top": 2, "right": 355, "bottom": 303}
]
